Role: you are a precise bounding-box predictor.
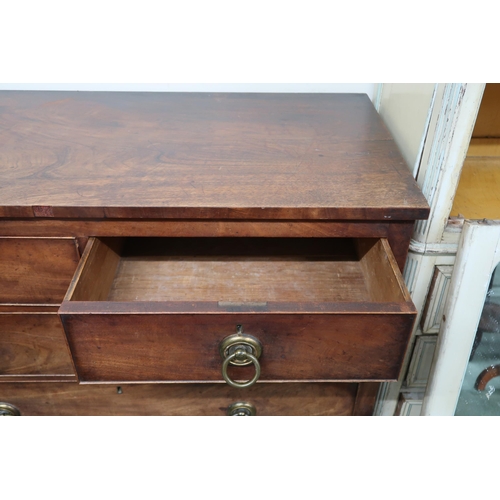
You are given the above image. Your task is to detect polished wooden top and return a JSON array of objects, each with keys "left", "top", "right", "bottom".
[{"left": 0, "top": 92, "right": 428, "bottom": 220}]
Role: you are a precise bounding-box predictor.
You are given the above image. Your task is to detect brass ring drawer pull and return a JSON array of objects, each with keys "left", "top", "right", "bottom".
[
  {"left": 219, "top": 327, "right": 262, "bottom": 389},
  {"left": 0, "top": 402, "right": 21, "bottom": 416},
  {"left": 227, "top": 402, "right": 257, "bottom": 416},
  {"left": 222, "top": 350, "right": 260, "bottom": 388}
]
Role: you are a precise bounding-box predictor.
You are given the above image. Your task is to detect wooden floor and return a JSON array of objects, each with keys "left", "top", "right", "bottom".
[{"left": 451, "top": 139, "right": 500, "bottom": 220}]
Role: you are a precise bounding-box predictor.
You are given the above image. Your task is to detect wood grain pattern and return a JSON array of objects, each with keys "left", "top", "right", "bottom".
[
  {"left": 60, "top": 236, "right": 415, "bottom": 382},
  {"left": 0, "top": 220, "right": 415, "bottom": 239},
  {"left": 0, "top": 305, "right": 59, "bottom": 313},
  {"left": 0, "top": 381, "right": 358, "bottom": 416},
  {"left": 0, "top": 219, "right": 417, "bottom": 271},
  {"left": 109, "top": 260, "right": 369, "bottom": 303},
  {"left": 0, "top": 92, "right": 429, "bottom": 221},
  {"left": 356, "top": 239, "right": 411, "bottom": 302},
  {"left": 0, "top": 92, "right": 427, "bottom": 415},
  {"left": 69, "top": 237, "right": 409, "bottom": 304},
  {"left": 67, "top": 238, "right": 123, "bottom": 301},
  {"left": 386, "top": 222, "right": 415, "bottom": 272},
  {"left": 0, "top": 312, "right": 76, "bottom": 378},
  {"left": 0, "top": 238, "right": 80, "bottom": 304},
  {"left": 104, "top": 237, "right": 370, "bottom": 303},
  {"left": 76, "top": 237, "right": 89, "bottom": 255},
  {"left": 61, "top": 313, "right": 415, "bottom": 382},
  {"left": 353, "top": 382, "right": 380, "bottom": 416}
]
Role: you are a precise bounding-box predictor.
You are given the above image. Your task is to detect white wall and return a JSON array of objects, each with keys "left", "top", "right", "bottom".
[
  {"left": 0, "top": 83, "right": 377, "bottom": 102},
  {"left": 378, "top": 84, "right": 437, "bottom": 173}
]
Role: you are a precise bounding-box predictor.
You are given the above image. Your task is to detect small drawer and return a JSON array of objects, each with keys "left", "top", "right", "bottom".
[
  {"left": 0, "top": 238, "right": 80, "bottom": 304},
  {"left": 0, "top": 311, "right": 76, "bottom": 379},
  {"left": 0, "top": 382, "right": 358, "bottom": 416},
  {"left": 59, "top": 237, "right": 416, "bottom": 383}
]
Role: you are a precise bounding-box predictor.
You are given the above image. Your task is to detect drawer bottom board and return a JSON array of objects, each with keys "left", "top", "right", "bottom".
[{"left": 0, "top": 382, "right": 365, "bottom": 416}]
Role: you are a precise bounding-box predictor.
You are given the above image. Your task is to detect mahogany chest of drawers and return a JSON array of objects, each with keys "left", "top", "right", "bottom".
[{"left": 0, "top": 92, "right": 429, "bottom": 416}]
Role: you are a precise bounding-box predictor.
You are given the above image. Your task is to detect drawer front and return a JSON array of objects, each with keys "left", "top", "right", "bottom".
[
  {"left": 61, "top": 313, "right": 414, "bottom": 382},
  {"left": 0, "top": 313, "right": 76, "bottom": 378},
  {"left": 0, "top": 238, "right": 80, "bottom": 304},
  {"left": 0, "top": 382, "right": 358, "bottom": 416},
  {"left": 59, "top": 236, "right": 416, "bottom": 384}
]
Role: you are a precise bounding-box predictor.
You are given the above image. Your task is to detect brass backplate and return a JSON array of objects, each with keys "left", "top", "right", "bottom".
[
  {"left": 219, "top": 331, "right": 262, "bottom": 367},
  {"left": 227, "top": 402, "right": 257, "bottom": 416},
  {"left": 0, "top": 402, "right": 21, "bottom": 416}
]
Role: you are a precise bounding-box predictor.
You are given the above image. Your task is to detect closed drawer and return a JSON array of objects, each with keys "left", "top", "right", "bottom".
[
  {"left": 0, "top": 382, "right": 358, "bottom": 416},
  {"left": 59, "top": 237, "right": 416, "bottom": 383},
  {"left": 0, "top": 238, "right": 80, "bottom": 304},
  {"left": 0, "top": 311, "right": 76, "bottom": 379}
]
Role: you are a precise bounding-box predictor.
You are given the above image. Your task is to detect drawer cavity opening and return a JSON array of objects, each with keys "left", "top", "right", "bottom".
[{"left": 64, "top": 237, "right": 410, "bottom": 306}]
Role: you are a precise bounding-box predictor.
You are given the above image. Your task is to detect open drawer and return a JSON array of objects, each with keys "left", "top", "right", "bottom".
[{"left": 59, "top": 237, "right": 416, "bottom": 383}]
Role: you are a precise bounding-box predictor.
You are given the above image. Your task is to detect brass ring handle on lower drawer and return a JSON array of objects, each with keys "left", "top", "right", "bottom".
[
  {"left": 222, "top": 349, "right": 261, "bottom": 388},
  {"left": 0, "top": 402, "right": 21, "bottom": 416},
  {"left": 219, "top": 328, "right": 263, "bottom": 389},
  {"left": 227, "top": 402, "right": 257, "bottom": 416}
]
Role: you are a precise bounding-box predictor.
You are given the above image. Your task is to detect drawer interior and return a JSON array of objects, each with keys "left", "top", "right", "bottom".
[{"left": 65, "top": 237, "right": 409, "bottom": 305}]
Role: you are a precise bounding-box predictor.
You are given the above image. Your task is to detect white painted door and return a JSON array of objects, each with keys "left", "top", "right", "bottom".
[{"left": 423, "top": 221, "right": 500, "bottom": 415}]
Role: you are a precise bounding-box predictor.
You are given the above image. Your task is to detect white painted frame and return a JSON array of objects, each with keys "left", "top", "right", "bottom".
[
  {"left": 406, "top": 335, "right": 438, "bottom": 389},
  {"left": 421, "top": 265, "right": 454, "bottom": 334},
  {"left": 413, "top": 83, "right": 485, "bottom": 245},
  {"left": 374, "top": 83, "right": 485, "bottom": 416},
  {"left": 399, "top": 399, "right": 423, "bottom": 417},
  {"left": 422, "top": 220, "right": 500, "bottom": 415}
]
